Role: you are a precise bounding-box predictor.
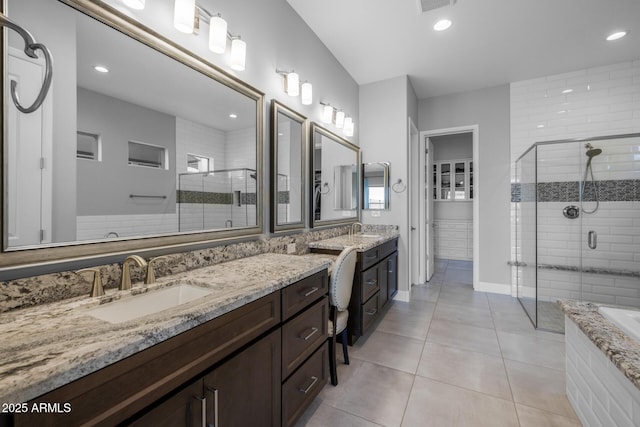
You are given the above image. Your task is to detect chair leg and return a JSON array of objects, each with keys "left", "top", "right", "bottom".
[
  {"left": 328, "top": 336, "right": 338, "bottom": 386},
  {"left": 339, "top": 329, "right": 350, "bottom": 365}
]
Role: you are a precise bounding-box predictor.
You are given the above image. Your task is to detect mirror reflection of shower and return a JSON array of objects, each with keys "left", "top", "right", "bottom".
[{"left": 581, "top": 143, "right": 602, "bottom": 214}]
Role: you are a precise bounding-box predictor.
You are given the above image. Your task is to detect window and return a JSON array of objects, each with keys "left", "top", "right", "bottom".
[
  {"left": 77, "top": 131, "right": 101, "bottom": 160},
  {"left": 128, "top": 141, "right": 167, "bottom": 169},
  {"left": 187, "top": 153, "right": 213, "bottom": 173}
]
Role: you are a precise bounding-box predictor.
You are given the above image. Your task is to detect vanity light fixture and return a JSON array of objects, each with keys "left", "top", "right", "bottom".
[
  {"left": 230, "top": 37, "right": 246, "bottom": 71},
  {"left": 434, "top": 18, "right": 452, "bottom": 31},
  {"left": 335, "top": 110, "right": 345, "bottom": 128},
  {"left": 208, "top": 14, "right": 227, "bottom": 54},
  {"left": 94, "top": 65, "right": 109, "bottom": 73},
  {"left": 344, "top": 117, "right": 354, "bottom": 137},
  {"left": 606, "top": 30, "right": 627, "bottom": 41},
  {"left": 123, "top": 0, "right": 145, "bottom": 10},
  {"left": 301, "top": 82, "right": 313, "bottom": 105},
  {"left": 321, "top": 103, "right": 334, "bottom": 124},
  {"left": 174, "top": 0, "right": 196, "bottom": 33}
]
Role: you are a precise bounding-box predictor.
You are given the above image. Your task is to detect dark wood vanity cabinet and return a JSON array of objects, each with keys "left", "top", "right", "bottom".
[{"left": 10, "top": 270, "right": 328, "bottom": 427}]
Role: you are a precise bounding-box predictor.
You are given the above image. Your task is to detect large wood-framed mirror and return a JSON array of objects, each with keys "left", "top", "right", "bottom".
[
  {"left": 270, "top": 100, "right": 306, "bottom": 233},
  {"left": 0, "top": 0, "right": 264, "bottom": 270},
  {"left": 310, "top": 123, "right": 360, "bottom": 228}
]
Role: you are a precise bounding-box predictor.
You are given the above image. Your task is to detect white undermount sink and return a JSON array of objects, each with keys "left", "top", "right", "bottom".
[
  {"left": 356, "top": 234, "right": 380, "bottom": 238},
  {"left": 87, "top": 284, "right": 212, "bottom": 324}
]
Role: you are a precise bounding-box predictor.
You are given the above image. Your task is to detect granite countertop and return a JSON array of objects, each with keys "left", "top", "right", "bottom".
[
  {"left": 0, "top": 253, "right": 333, "bottom": 404},
  {"left": 558, "top": 300, "right": 640, "bottom": 390},
  {"left": 307, "top": 229, "right": 399, "bottom": 252}
]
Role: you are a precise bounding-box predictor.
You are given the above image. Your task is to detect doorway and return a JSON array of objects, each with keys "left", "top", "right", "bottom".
[{"left": 414, "top": 125, "right": 479, "bottom": 289}]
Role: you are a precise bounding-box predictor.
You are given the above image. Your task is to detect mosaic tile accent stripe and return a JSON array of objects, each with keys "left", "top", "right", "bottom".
[
  {"left": 177, "top": 190, "right": 257, "bottom": 205},
  {"left": 511, "top": 179, "right": 640, "bottom": 203}
]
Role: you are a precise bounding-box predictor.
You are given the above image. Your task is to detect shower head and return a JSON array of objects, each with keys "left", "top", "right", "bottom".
[{"left": 585, "top": 143, "right": 602, "bottom": 157}]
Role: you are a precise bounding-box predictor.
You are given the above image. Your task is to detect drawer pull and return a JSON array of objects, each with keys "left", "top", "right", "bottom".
[
  {"left": 299, "top": 327, "right": 319, "bottom": 341},
  {"left": 191, "top": 395, "right": 206, "bottom": 427},
  {"left": 205, "top": 387, "right": 219, "bottom": 427},
  {"left": 366, "top": 279, "right": 377, "bottom": 286},
  {"left": 365, "top": 254, "right": 377, "bottom": 259},
  {"left": 301, "top": 287, "right": 319, "bottom": 297},
  {"left": 365, "top": 308, "right": 378, "bottom": 316},
  {"left": 299, "top": 376, "right": 319, "bottom": 394}
]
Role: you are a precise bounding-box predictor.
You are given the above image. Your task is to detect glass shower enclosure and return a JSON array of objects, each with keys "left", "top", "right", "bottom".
[{"left": 514, "top": 134, "right": 640, "bottom": 333}]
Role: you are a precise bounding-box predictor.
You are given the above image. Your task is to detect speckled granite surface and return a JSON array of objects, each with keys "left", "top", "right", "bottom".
[
  {"left": 0, "top": 253, "right": 332, "bottom": 404},
  {"left": 308, "top": 225, "right": 399, "bottom": 252},
  {"left": 559, "top": 299, "right": 640, "bottom": 390}
]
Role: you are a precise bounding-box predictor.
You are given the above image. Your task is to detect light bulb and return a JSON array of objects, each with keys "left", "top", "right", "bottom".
[
  {"left": 606, "top": 31, "right": 627, "bottom": 41},
  {"left": 209, "top": 15, "right": 227, "bottom": 54},
  {"left": 322, "top": 105, "right": 333, "bottom": 124},
  {"left": 123, "top": 0, "right": 145, "bottom": 10},
  {"left": 434, "top": 19, "right": 452, "bottom": 31},
  {"left": 230, "top": 38, "right": 246, "bottom": 71},
  {"left": 286, "top": 72, "right": 300, "bottom": 97},
  {"left": 301, "top": 82, "right": 313, "bottom": 105},
  {"left": 344, "top": 117, "right": 354, "bottom": 137},
  {"left": 335, "top": 110, "right": 345, "bottom": 128},
  {"left": 174, "top": 0, "right": 196, "bottom": 33}
]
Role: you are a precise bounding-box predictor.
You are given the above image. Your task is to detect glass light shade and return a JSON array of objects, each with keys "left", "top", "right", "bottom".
[
  {"left": 174, "top": 0, "right": 196, "bottom": 33},
  {"left": 209, "top": 16, "right": 228, "bottom": 54},
  {"left": 344, "top": 117, "right": 354, "bottom": 137},
  {"left": 230, "top": 38, "right": 246, "bottom": 71},
  {"left": 123, "top": 0, "right": 145, "bottom": 10},
  {"left": 335, "top": 110, "right": 345, "bottom": 128},
  {"left": 301, "top": 82, "right": 313, "bottom": 105},
  {"left": 434, "top": 19, "right": 452, "bottom": 31},
  {"left": 322, "top": 105, "right": 333, "bottom": 124},
  {"left": 286, "top": 72, "right": 300, "bottom": 97},
  {"left": 606, "top": 31, "right": 627, "bottom": 41}
]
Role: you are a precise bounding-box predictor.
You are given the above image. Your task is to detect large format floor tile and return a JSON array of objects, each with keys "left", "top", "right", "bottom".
[
  {"left": 427, "top": 318, "right": 501, "bottom": 356},
  {"left": 433, "top": 300, "right": 495, "bottom": 329},
  {"left": 516, "top": 404, "right": 582, "bottom": 427},
  {"left": 375, "top": 302, "right": 434, "bottom": 340},
  {"left": 350, "top": 330, "right": 424, "bottom": 374},
  {"left": 401, "top": 377, "right": 519, "bottom": 427},
  {"left": 498, "top": 330, "right": 566, "bottom": 371}
]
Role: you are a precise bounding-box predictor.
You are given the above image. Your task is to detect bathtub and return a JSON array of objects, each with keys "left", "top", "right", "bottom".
[{"left": 599, "top": 306, "right": 640, "bottom": 344}]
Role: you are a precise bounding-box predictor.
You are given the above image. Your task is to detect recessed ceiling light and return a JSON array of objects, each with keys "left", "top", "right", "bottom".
[
  {"left": 434, "top": 19, "right": 452, "bottom": 31},
  {"left": 606, "top": 31, "right": 627, "bottom": 41},
  {"left": 229, "top": 113, "right": 237, "bottom": 119},
  {"left": 562, "top": 89, "right": 573, "bottom": 94},
  {"left": 537, "top": 124, "right": 545, "bottom": 129},
  {"left": 94, "top": 65, "right": 109, "bottom": 73}
]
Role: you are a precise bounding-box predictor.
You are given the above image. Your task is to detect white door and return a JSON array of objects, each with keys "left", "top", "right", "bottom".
[
  {"left": 425, "top": 138, "right": 435, "bottom": 280},
  {"left": 409, "top": 119, "right": 420, "bottom": 286},
  {"left": 7, "top": 48, "right": 52, "bottom": 247}
]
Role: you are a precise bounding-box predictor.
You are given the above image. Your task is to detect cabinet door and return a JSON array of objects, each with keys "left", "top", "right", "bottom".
[
  {"left": 204, "top": 329, "right": 282, "bottom": 427},
  {"left": 378, "top": 261, "right": 388, "bottom": 308},
  {"left": 387, "top": 252, "right": 398, "bottom": 300},
  {"left": 127, "top": 380, "right": 203, "bottom": 427}
]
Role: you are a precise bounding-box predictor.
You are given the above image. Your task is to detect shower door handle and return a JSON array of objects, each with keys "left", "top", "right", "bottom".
[{"left": 588, "top": 231, "right": 597, "bottom": 250}]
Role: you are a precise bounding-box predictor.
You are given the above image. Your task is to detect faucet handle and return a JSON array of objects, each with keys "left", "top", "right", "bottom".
[
  {"left": 76, "top": 268, "right": 105, "bottom": 297},
  {"left": 145, "top": 256, "right": 169, "bottom": 285}
]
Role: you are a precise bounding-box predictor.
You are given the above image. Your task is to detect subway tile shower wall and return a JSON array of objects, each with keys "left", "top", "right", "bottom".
[{"left": 509, "top": 60, "right": 640, "bottom": 300}]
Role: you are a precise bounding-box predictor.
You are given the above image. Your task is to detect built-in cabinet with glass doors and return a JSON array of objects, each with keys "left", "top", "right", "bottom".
[{"left": 432, "top": 159, "right": 473, "bottom": 201}]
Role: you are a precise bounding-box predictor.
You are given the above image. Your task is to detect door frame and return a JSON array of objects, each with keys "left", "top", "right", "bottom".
[
  {"left": 408, "top": 117, "right": 419, "bottom": 288},
  {"left": 419, "top": 125, "right": 479, "bottom": 288}
]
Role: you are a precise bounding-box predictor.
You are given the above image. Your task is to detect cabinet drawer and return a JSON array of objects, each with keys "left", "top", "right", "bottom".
[
  {"left": 282, "top": 297, "right": 328, "bottom": 379},
  {"left": 361, "top": 267, "right": 379, "bottom": 302},
  {"left": 282, "top": 344, "right": 328, "bottom": 427},
  {"left": 362, "top": 294, "right": 379, "bottom": 333},
  {"left": 379, "top": 239, "right": 398, "bottom": 259},
  {"left": 360, "top": 246, "right": 380, "bottom": 270},
  {"left": 282, "top": 269, "right": 328, "bottom": 321}
]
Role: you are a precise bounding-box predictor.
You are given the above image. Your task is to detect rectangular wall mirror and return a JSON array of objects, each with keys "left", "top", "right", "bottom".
[
  {"left": 1, "top": 0, "right": 263, "bottom": 269},
  {"left": 362, "top": 162, "right": 390, "bottom": 210},
  {"left": 310, "top": 123, "right": 360, "bottom": 227},
  {"left": 270, "top": 100, "right": 306, "bottom": 232}
]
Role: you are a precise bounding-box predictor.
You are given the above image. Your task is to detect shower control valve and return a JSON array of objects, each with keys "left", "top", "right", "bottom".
[{"left": 563, "top": 205, "right": 580, "bottom": 219}]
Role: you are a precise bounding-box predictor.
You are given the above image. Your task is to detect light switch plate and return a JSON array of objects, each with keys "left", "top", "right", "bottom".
[{"left": 287, "top": 243, "right": 296, "bottom": 254}]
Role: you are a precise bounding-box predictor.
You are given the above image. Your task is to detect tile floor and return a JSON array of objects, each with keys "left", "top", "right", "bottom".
[{"left": 296, "top": 259, "right": 582, "bottom": 427}]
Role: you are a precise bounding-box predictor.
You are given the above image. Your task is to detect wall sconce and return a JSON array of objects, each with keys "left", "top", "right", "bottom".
[
  {"left": 301, "top": 81, "right": 313, "bottom": 105},
  {"left": 276, "top": 69, "right": 313, "bottom": 101},
  {"left": 335, "top": 110, "right": 345, "bottom": 129},
  {"left": 173, "top": 0, "right": 247, "bottom": 71},
  {"left": 123, "top": 0, "right": 145, "bottom": 10},
  {"left": 344, "top": 116, "right": 354, "bottom": 137},
  {"left": 321, "top": 103, "right": 334, "bottom": 124}
]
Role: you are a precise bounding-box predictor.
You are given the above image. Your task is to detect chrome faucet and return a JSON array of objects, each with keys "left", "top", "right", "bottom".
[{"left": 120, "top": 255, "right": 147, "bottom": 290}]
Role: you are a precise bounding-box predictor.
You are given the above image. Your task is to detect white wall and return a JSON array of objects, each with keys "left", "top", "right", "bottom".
[
  {"left": 419, "top": 85, "right": 512, "bottom": 289},
  {"left": 359, "top": 76, "right": 418, "bottom": 295}
]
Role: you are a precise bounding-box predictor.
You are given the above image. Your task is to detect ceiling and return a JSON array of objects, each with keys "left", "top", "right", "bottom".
[{"left": 286, "top": 0, "right": 640, "bottom": 99}]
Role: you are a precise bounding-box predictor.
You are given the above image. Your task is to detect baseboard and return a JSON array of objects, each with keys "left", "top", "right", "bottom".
[
  {"left": 393, "top": 290, "right": 410, "bottom": 302},
  {"left": 474, "top": 281, "right": 511, "bottom": 295}
]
